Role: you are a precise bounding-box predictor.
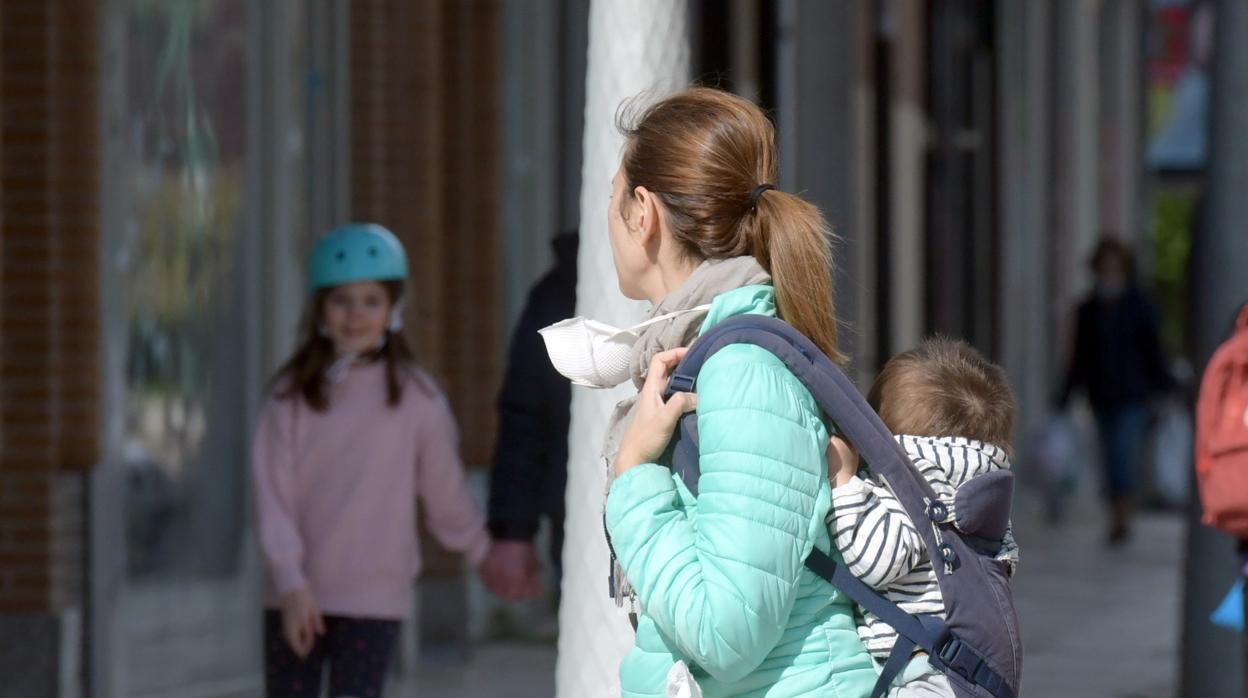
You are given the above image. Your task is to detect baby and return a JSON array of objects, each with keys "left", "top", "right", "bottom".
[{"left": 829, "top": 337, "right": 1018, "bottom": 696}]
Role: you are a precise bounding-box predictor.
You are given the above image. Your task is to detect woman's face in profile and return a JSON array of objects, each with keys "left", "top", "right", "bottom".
[{"left": 607, "top": 164, "right": 647, "bottom": 300}]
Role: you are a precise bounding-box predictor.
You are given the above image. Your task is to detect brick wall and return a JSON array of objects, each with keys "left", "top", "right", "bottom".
[
  {"left": 0, "top": 0, "right": 99, "bottom": 616},
  {"left": 350, "top": 0, "right": 503, "bottom": 576}
]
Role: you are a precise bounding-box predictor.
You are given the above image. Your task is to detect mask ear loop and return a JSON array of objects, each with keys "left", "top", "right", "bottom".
[
  {"left": 619, "top": 303, "right": 715, "bottom": 336},
  {"left": 371, "top": 299, "right": 405, "bottom": 354}
]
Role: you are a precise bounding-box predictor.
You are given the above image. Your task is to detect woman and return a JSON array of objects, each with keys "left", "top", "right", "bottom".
[
  {"left": 599, "top": 88, "right": 877, "bottom": 697},
  {"left": 1059, "top": 237, "right": 1173, "bottom": 543}
]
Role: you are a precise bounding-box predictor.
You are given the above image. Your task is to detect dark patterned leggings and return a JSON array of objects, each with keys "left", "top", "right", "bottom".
[{"left": 264, "top": 610, "right": 400, "bottom": 698}]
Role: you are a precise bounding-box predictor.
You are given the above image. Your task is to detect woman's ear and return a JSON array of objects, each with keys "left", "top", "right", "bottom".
[{"left": 632, "top": 185, "right": 662, "bottom": 247}]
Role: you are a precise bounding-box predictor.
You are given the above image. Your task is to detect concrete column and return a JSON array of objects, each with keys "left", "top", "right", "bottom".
[
  {"left": 886, "top": 0, "right": 926, "bottom": 363},
  {"left": 1180, "top": 1, "right": 1248, "bottom": 695},
  {"left": 556, "top": 2, "right": 689, "bottom": 695},
  {"left": 1098, "top": 0, "right": 1144, "bottom": 245},
  {"left": 998, "top": 0, "right": 1055, "bottom": 443},
  {"left": 502, "top": 0, "right": 559, "bottom": 332},
  {"left": 1051, "top": 0, "right": 1103, "bottom": 357},
  {"left": 775, "top": 0, "right": 875, "bottom": 381}
]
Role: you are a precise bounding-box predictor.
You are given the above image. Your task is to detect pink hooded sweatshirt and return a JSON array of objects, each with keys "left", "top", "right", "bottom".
[{"left": 251, "top": 360, "right": 490, "bottom": 620}]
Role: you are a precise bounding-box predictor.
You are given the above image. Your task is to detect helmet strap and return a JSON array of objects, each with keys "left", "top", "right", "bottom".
[{"left": 388, "top": 301, "right": 405, "bottom": 333}]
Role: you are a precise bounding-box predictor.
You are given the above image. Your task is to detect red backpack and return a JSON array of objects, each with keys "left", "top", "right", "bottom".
[{"left": 1196, "top": 305, "right": 1248, "bottom": 537}]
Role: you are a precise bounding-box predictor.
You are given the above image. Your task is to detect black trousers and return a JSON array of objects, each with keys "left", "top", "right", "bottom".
[{"left": 264, "top": 610, "right": 400, "bottom": 698}]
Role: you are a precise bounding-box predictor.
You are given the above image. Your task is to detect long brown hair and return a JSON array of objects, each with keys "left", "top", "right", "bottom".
[
  {"left": 617, "top": 87, "right": 845, "bottom": 363},
  {"left": 271, "top": 280, "right": 428, "bottom": 411}
]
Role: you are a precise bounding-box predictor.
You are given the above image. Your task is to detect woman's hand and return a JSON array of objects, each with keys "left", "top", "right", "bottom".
[
  {"left": 828, "top": 435, "right": 860, "bottom": 487},
  {"left": 280, "top": 588, "right": 325, "bottom": 659},
  {"left": 615, "top": 348, "right": 698, "bottom": 476}
]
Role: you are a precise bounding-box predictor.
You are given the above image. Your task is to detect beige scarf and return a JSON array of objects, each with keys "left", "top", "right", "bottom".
[{"left": 602, "top": 255, "right": 771, "bottom": 607}]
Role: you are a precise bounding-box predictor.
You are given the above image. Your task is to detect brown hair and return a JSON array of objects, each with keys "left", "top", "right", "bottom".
[
  {"left": 1089, "top": 236, "right": 1136, "bottom": 279},
  {"left": 617, "top": 87, "right": 845, "bottom": 363},
  {"left": 868, "top": 337, "right": 1016, "bottom": 450},
  {"left": 271, "top": 280, "right": 430, "bottom": 411}
]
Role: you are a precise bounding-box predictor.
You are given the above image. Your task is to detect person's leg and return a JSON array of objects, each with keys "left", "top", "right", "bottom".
[
  {"left": 1111, "top": 404, "right": 1152, "bottom": 542},
  {"left": 324, "top": 615, "right": 401, "bottom": 698},
  {"left": 1094, "top": 407, "right": 1127, "bottom": 542},
  {"left": 264, "top": 609, "right": 326, "bottom": 698},
  {"left": 1114, "top": 404, "right": 1151, "bottom": 496},
  {"left": 549, "top": 517, "right": 565, "bottom": 598},
  {"left": 1097, "top": 405, "right": 1146, "bottom": 543}
]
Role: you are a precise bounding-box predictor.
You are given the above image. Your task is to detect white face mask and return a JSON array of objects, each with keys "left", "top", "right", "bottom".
[
  {"left": 539, "top": 305, "right": 712, "bottom": 389},
  {"left": 1095, "top": 278, "right": 1126, "bottom": 301}
]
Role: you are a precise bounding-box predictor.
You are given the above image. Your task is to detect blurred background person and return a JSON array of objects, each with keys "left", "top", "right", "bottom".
[
  {"left": 253, "top": 225, "right": 498, "bottom": 697},
  {"left": 1058, "top": 237, "right": 1175, "bottom": 544},
  {"left": 485, "top": 232, "right": 578, "bottom": 601}
]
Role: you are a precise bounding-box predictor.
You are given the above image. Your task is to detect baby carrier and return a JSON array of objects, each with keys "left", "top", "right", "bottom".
[{"left": 663, "top": 315, "right": 1022, "bottom": 698}]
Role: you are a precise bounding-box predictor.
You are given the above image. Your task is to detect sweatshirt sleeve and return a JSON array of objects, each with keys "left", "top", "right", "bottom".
[
  {"left": 416, "top": 392, "right": 491, "bottom": 567},
  {"left": 829, "top": 474, "right": 926, "bottom": 589},
  {"left": 605, "top": 344, "right": 827, "bottom": 683},
  {"left": 251, "top": 397, "right": 309, "bottom": 596}
]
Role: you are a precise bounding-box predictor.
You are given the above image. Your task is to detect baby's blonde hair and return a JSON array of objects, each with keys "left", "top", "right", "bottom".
[{"left": 868, "top": 337, "right": 1017, "bottom": 452}]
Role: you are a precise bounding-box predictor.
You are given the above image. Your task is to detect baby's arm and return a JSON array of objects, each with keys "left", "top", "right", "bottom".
[{"left": 829, "top": 469, "right": 926, "bottom": 589}]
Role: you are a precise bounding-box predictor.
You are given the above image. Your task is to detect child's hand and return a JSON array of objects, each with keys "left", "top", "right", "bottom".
[
  {"left": 828, "top": 436, "right": 859, "bottom": 488},
  {"left": 280, "top": 588, "right": 325, "bottom": 659},
  {"left": 615, "top": 348, "right": 697, "bottom": 476}
]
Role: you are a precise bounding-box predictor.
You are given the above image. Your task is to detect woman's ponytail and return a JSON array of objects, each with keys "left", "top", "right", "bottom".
[
  {"left": 747, "top": 191, "right": 844, "bottom": 364},
  {"left": 619, "top": 87, "right": 844, "bottom": 363}
]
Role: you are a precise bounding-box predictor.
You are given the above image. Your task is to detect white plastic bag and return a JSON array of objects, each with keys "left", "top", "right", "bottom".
[
  {"left": 1024, "top": 412, "right": 1078, "bottom": 520},
  {"left": 666, "top": 661, "right": 704, "bottom": 698},
  {"left": 1143, "top": 399, "right": 1193, "bottom": 509}
]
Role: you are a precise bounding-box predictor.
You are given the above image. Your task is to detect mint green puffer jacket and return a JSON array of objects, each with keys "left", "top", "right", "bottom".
[{"left": 605, "top": 285, "right": 878, "bottom": 698}]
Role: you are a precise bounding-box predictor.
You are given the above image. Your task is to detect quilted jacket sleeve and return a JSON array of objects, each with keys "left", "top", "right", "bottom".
[{"left": 605, "top": 344, "right": 828, "bottom": 683}]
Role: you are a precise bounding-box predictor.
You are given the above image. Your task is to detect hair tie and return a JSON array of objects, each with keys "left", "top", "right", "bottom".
[{"left": 747, "top": 183, "right": 776, "bottom": 212}]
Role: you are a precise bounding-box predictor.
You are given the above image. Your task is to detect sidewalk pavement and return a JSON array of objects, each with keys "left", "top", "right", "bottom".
[
  {"left": 388, "top": 489, "right": 1186, "bottom": 698},
  {"left": 392, "top": 642, "right": 556, "bottom": 697},
  {"left": 1011, "top": 489, "right": 1183, "bottom": 698}
]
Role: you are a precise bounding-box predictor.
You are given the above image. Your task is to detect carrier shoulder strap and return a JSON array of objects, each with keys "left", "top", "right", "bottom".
[{"left": 665, "top": 315, "right": 1014, "bottom": 698}]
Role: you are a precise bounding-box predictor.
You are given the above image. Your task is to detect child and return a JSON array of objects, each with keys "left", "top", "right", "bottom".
[
  {"left": 252, "top": 223, "right": 495, "bottom": 698},
  {"left": 828, "top": 337, "right": 1019, "bottom": 697}
]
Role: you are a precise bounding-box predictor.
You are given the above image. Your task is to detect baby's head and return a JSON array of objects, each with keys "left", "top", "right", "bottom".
[{"left": 868, "top": 337, "right": 1017, "bottom": 452}]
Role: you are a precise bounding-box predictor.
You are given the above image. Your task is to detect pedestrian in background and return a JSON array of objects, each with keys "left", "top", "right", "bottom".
[
  {"left": 1059, "top": 236, "right": 1174, "bottom": 544},
  {"left": 252, "top": 224, "right": 500, "bottom": 698},
  {"left": 484, "top": 232, "right": 578, "bottom": 601}
]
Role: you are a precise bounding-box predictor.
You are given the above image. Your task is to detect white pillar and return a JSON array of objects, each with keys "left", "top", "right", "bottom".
[
  {"left": 1052, "top": 0, "right": 1102, "bottom": 355},
  {"left": 501, "top": 0, "right": 559, "bottom": 332},
  {"left": 887, "top": 0, "right": 926, "bottom": 365},
  {"left": 998, "top": 0, "right": 1055, "bottom": 439},
  {"left": 556, "top": 2, "right": 689, "bottom": 697},
  {"left": 1181, "top": 1, "right": 1248, "bottom": 694},
  {"left": 1097, "top": 0, "right": 1143, "bottom": 245}
]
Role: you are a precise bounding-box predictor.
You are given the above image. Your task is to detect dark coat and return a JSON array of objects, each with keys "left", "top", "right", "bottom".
[
  {"left": 487, "top": 233, "right": 577, "bottom": 548},
  {"left": 1062, "top": 286, "right": 1173, "bottom": 410}
]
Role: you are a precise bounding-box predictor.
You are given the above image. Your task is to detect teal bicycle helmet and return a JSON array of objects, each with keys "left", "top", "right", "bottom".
[{"left": 308, "top": 223, "right": 409, "bottom": 291}]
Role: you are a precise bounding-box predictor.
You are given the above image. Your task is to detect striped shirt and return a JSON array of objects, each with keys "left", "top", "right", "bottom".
[{"left": 828, "top": 435, "right": 1018, "bottom": 659}]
